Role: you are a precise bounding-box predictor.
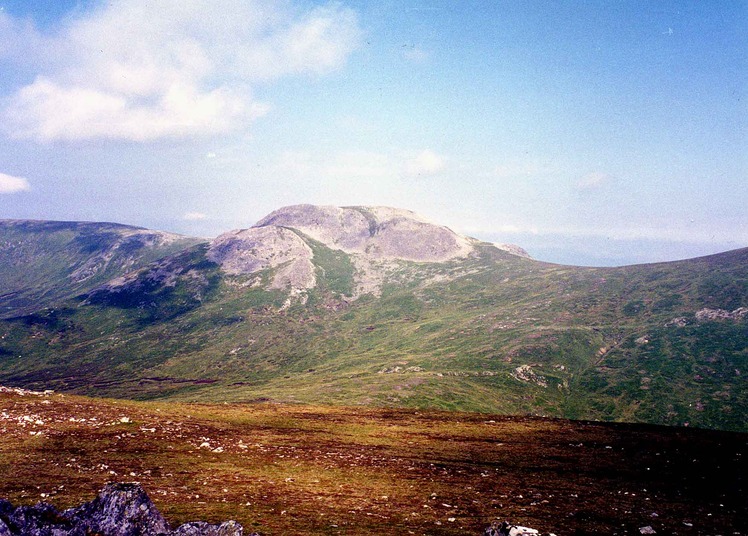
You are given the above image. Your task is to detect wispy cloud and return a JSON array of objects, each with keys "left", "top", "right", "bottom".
[
  {"left": 272, "top": 148, "right": 450, "bottom": 182},
  {"left": 183, "top": 212, "right": 208, "bottom": 221},
  {"left": 469, "top": 221, "right": 745, "bottom": 246},
  {"left": 0, "top": 172, "right": 31, "bottom": 194},
  {"left": 403, "top": 149, "right": 446, "bottom": 178},
  {"left": 1, "top": 0, "right": 360, "bottom": 142}
]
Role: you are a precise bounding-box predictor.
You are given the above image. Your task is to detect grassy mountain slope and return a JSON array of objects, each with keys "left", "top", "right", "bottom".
[
  {"left": 0, "top": 220, "right": 204, "bottom": 318},
  {"left": 1, "top": 215, "right": 746, "bottom": 431}
]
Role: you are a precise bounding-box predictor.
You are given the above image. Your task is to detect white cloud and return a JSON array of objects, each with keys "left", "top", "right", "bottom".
[
  {"left": 404, "top": 149, "right": 446, "bottom": 177},
  {"left": 1, "top": 0, "right": 360, "bottom": 141},
  {"left": 0, "top": 172, "right": 31, "bottom": 194},
  {"left": 184, "top": 211, "right": 208, "bottom": 220},
  {"left": 267, "top": 148, "right": 453, "bottom": 193},
  {"left": 272, "top": 149, "right": 448, "bottom": 183},
  {"left": 0, "top": 11, "right": 50, "bottom": 64},
  {"left": 6, "top": 78, "right": 257, "bottom": 142},
  {"left": 273, "top": 150, "right": 316, "bottom": 179}
]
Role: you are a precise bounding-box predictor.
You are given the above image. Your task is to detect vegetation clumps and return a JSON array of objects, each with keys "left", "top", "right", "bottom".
[{"left": 1, "top": 388, "right": 745, "bottom": 534}]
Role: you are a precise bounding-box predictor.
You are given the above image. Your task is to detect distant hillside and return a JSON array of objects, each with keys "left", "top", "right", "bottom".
[
  {"left": 0, "top": 220, "right": 204, "bottom": 319},
  {"left": 0, "top": 206, "right": 746, "bottom": 431}
]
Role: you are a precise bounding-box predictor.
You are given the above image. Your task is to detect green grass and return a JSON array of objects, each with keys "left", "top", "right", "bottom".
[
  {"left": 0, "top": 220, "right": 203, "bottom": 319},
  {"left": 295, "top": 233, "right": 356, "bottom": 299},
  {"left": 1, "top": 227, "right": 747, "bottom": 431}
]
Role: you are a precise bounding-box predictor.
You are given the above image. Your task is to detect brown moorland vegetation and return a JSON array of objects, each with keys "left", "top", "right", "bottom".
[{"left": 1, "top": 387, "right": 745, "bottom": 535}]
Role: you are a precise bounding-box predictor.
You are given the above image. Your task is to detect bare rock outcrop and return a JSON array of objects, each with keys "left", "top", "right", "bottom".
[
  {"left": 492, "top": 242, "right": 531, "bottom": 259},
  {"left": 207, "top": 204, "right": 529, "bottom": 300},
  {"left": 484, "top": 520, "right": 556, "bottom": 536},
  {"left": 254, "top": 204, "right": 475, "bottom": 262},
  {"left": 207, "top": 204, "right": 479, "bottom": 299},
  {"left": 694, "top": 307, "right": 748, "bottom": 322},
  {"left": 208, "top": 225, "right": 316, "bottom": 294},
  {"left": 0, "top": 483, "right": 245, "bottom": 536},
  {"left": 69, "top": 228, "right": 191, "bottom": 283}
]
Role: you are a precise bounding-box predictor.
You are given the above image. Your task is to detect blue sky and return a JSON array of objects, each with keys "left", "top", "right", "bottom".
[{"left": 0, "top": 0, "right": 745, "bottom": 266}]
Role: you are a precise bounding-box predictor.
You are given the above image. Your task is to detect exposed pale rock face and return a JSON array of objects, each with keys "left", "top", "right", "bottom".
[
  {"left": 207, "top": 226, "right": 316, "bottom": 292},
  {"left": 511, "top": 364, "right": 548, "bottom": 388},
  {"left": 255, "top": 204, "right": 475, "bottom": 262},
  {"left": 484, "top": 520, "right": 556, "bottom": 536},
  {"left": 66, "top": 226, "right": 192, "bottom": 284},
  {"left": 208, "top": 204, "right": 528, "bottom": 300},
  {"left": 492, "top": 242, "right": 531, "bottom": 259},
  {"left": 255, "top": 204, "right": 372, "bottom": 252},
  {"left": 695, "top": 307, "right": 748, "bottom": 321}
]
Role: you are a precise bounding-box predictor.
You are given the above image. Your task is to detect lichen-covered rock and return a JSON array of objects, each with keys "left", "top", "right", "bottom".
[
  {"left": 694, "top": 307, "right": 748, "bottom": 321},
  {"left": 172, "top": 520, "right": 244, "bottom": 536},
  {"left": 5, "top": 501, "right": 73, "bottom": 535},
  {"left": 0, "top": 483, "right": 244, "bottom": 536},
  {"left": 65, "top": 482, "right": 171, "bottom": 536}
]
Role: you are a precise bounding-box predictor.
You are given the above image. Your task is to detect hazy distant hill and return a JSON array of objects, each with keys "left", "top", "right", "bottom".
[{"left": 0, "top": 205, "right": 746, "bottom": 431}]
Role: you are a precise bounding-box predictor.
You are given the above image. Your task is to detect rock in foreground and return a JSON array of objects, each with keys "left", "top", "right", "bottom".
[
  {"left": 0, "top": 483, "right": 245, "bottom": 536},
  {"left": 484, "top": 520, "right": 557, "bottom": 536}
]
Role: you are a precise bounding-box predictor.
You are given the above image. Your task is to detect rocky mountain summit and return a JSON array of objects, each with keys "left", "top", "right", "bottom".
[
  {"left": 254, "top": 205, "right": 476, "bottom": 261},
  {"left": 207, "top": 205, "right": 473, "bottom": 293},
  {"left": 207, "top": 204, "right": 526, "bottom": 299},
  {"left": 208, "top": 225, "right": 317, "bottom": 294},
  {"left": 64, "top": 203, "right": 530, "bottom": 316},
  {"left": 69, "top": 204, "right": 530, "bottom": 307},
  {"left": 0, "top": 483, "right": 245, "bottom": 536}
]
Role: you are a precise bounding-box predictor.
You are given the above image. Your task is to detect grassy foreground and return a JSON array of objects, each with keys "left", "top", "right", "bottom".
[{"left": 1, "top": 387, "right": 745, "bottom": 535}]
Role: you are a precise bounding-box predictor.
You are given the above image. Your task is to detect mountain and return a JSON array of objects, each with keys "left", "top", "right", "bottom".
[
  {"left": 0, "top": 205, "right": 746, "bottom": 431},
  {"left": 0, "top": 219, "right": 203, "bottom": 318},
  {"left": 207, "top": 205, "right": 508, "bottom": 299}
]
